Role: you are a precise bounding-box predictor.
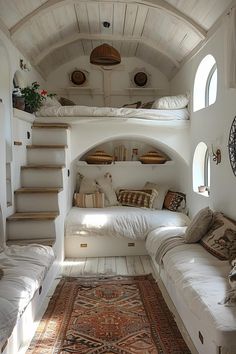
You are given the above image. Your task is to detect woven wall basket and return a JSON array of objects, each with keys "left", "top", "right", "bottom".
[
  {"left": 85, "top": 150, "right": 113, "bottom": 164},
  {"left": 70, "top": 70, "right": 86, "bottom": 85},
  {"left": 139, "top": 151, "right": 167, "bottom": 164}
]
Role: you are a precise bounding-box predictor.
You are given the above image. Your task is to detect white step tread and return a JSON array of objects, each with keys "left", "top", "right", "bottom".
[
  {"left": 21, "top": 164, "right": 65, "bottom": 169},
  {"left": 32, "top": 123, "right": 70, "bottom": 129},
  {"left": 15, "top": 187, "right": 63, "bottom": 194},
  {"left": 26, "top": 144, "right": 68, "bottom": 149},
  {"left": 7, "top": 212, "right": 59, "bottom": 221}
]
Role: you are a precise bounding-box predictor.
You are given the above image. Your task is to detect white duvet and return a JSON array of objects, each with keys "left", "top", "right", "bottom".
[
  {"left": 36, "top": 105, "right": 189, "bottom": 121},
  {"left": 0, "top": 244, "right": 54, "bottom": 345},
  {"left": 65, "top": 206, "right": 190, "bottom": 240}
]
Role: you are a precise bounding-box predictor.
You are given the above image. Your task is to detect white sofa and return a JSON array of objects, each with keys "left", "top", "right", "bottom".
[
  {"left": 146, "top": 227, "right": 236, "bottom": 354},
  {"left": 0, "top": 244, "right": 56, "bottom": 354}
]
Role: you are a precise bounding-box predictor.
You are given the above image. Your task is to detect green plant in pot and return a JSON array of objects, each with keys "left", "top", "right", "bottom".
[{"left": 21, "top": 82, "right": 54, "bottom": 113}]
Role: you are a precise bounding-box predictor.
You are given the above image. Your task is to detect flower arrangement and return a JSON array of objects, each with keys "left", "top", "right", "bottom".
[{"left": 21, "top": 82, "right": 55, "bottom": 113}]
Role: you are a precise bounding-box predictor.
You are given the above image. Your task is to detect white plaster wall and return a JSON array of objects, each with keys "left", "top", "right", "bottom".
[
  {"left": 45, "top": 57, "right": 170, "bottom": 107},
  {"left": 171, "top": 24, "right": 236, "bottom": 219}
]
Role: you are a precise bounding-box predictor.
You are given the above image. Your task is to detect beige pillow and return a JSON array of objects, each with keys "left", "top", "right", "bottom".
[
  {"left": 144, "top": 182, "right": 168, "bottom": 209},
  {"left": 201, "top": 212, "right": 236, "bottom": 260},
  {"left": 184, "top": 207, "right": 213, "bottom": 243},
  {"left": 79, "top": 176, "right": 99, "bottom": 194},
  {"left": 96, "top": 173, "right": 118, "bottom": 206},
  {"left": 42, "top": 96, "right": 61, "bottom": 108},
  {"left": 74, "top": 192, "right": 104, "bottom": 208},
  {"left": 152, "top": 94, "right": 189, "bottom": 110},
  {"left": 118, "top": 189, "right": 158, "bottom": 209}
]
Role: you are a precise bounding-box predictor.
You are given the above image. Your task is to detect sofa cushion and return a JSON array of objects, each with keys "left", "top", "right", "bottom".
[
  {"left": 184, "top": 207, "right": 213, "bottom": 243},
  {"left": 118, "top": 189, "right": 158, "bottom": 208},
  {"left": 163, "top": 190, "right": 186, "bottom": 212},
  {"left": 144, "top": 182, "right": 168, "bottom": 210},
  {"left": 200, "top": 212, "right": 236, "bottom": 260},
  {"left": 79, "top": 176, "right": 99, "bottom": 194},
  {"left": 74, "top": 192, "right": 105, "bottom": 208},
  {"left": 152, "top": 94, "right": 189, "bottom": 110}
]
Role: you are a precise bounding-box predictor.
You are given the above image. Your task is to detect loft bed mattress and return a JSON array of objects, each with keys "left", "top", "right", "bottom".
[
  {"left": 146, "top": 228, "right": 236, "bottom": 351},
  {"left": 0, "top": 244, "right": 54, "bottom": 346},
  {"left": 36, "top": 105, "right": 189, "bottom": 121},
  {"left": 65, "top": 206, "right": 190, "bottom": 240}
]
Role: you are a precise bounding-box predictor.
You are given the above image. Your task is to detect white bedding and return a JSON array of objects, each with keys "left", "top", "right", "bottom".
[
  {"left": 65, "top": 206, "right": 190, "bottom": 240},
  {"left": 146, "top": 228, "right": 236, "bottom": 349},
  {"left": 0, "top": 244, "right": 54, "bottom": 345},
  {"left": 36, "top": 105, "right": 189, "bottom": 121}
]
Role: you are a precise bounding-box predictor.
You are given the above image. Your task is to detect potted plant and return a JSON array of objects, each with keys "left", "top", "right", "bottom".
[{"left": 21, "top": 82, "right": 54, "bottom": 113}]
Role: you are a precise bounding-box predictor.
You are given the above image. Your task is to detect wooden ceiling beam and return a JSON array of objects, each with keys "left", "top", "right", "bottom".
[
  {"left": 10, "top": 0, "right": 207, "bottom": 40},
  {"left": 33, "top": 32, "right": 180, "bottom": 68}
]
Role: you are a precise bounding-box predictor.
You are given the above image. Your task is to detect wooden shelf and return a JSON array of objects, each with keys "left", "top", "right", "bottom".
[{"left": 77, "top": 161, "right": 174, "bottom": 167}]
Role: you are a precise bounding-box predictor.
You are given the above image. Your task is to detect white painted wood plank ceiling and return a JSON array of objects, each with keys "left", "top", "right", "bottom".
[{"left": 0, "top": 0, "right": 232, "bottom": 79}]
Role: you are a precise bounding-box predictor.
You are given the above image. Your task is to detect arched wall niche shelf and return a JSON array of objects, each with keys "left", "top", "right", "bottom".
[{"left": 77, "top": 138, "right": 172, "bottom": 166}]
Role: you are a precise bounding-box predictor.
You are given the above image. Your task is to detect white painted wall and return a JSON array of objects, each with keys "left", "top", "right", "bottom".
[
  {"left": 45, "top": 56, "right": 170, "bottom": 107},
  {"left": 171, "top": 23, "right": 236, "bottom": 219}
]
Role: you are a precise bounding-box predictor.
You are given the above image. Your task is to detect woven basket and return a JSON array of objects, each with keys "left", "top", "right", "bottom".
[
  {"left": 139, "top": 151, "right": 167, "bottom": 164},
  {"left": 85, "top": 150, "right": 113, "bottom": 164}
]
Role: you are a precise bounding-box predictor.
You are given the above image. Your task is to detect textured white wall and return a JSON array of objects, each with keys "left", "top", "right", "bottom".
[
  {"left": 45, "top": 57, "right": 170, "bottom": 107},
  {"left": 171, "top": 25, "right": 236, "bottom": 219}
]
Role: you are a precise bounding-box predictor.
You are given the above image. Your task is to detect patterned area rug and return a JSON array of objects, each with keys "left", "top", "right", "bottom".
[{"left": 27, "top": 275, "right": 191, "bottom": 353}]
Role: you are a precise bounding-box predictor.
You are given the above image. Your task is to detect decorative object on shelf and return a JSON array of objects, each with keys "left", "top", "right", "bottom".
[
  {"left": 12, "top": 87, "right": 25, "bottom": 111},
  {"left": 131, "top": 148, "right": 139, "bottom": 161},
  {"left": 130, "top": 68, "right": 151, "bottom": 88},
  {"left": 19, "top": 58, "right": 30, "bottom": 72},
  {"left": 211, "top": 145, "right": 221, "bottom": 165},
  {"left": 21, "top": 82, "right": 55, "bottom": 113},
  {"left": 228, "top": 116, "right": 236, "bottom": 175},
  {"left": 70, "top": 70, "right": 87, "bottom": 86},
  {"left": 90, "top": 43, "right": 121, "bottom": 66},
  {"left": 139, "top": 150, "right": 167, "bottom": 164},
  {"left": 85, "top": 150, "right": 113, "bottom": 164},
  {"left": 114, "top": 145, "right": 127, "bottom": 161}
]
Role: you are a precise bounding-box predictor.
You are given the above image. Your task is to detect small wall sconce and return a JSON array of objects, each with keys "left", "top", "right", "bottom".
[
  {"left": 20, "top": 59, "right": 30, "bottom": 72},
  {"left": 211, "top": 145, "right": 221, "bottom": 164}
]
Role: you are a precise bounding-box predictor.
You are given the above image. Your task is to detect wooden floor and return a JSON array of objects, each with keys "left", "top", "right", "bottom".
[{"left": 61, "top": 255, "right": 155, "bottom": 277}]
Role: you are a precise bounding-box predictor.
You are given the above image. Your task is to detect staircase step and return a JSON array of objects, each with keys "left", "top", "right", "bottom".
[
  {"left": 6, "top": 238, "right": 55, "bottom": 247},
  {"left": 15, "top": 187, "right": 62, "bottom": 194},
  {"left": 21, "top": 164, "right": 65, "bottom": 170},
  {"left": 7, "top": 212, "right": 59, "bottom": 221},
  {"left": 32, "top": 123, "right": 70, "bottom": 129},
  {"left": 26, "top": 144, "right": 68, "bottom": 149}
]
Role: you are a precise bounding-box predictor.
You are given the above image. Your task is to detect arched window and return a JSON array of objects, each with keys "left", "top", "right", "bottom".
[
  {"left": 192, "top": 142, "right": 210, "bottom": 196},
  {"left": 193, "top": 55, "right": 217, "bottom": 112}
]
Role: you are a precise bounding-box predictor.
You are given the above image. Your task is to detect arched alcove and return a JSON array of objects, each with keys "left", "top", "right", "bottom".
[{"left": 192, "top": 142, "right": 210, "bottom": 196}]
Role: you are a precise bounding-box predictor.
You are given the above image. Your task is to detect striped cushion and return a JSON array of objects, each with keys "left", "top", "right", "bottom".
[
  {"left": 74, "top": 192, "right": 105, "bottom": 208},
  {"left": 163, "top": 190, "right": 186, "bottom": 211},
  {"left": 118, "top": 189, "right": 158, "bottom": 208}
]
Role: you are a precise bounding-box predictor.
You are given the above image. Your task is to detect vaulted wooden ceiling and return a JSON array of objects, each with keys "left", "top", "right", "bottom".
[{"left": 0, "top": 0, "right": 232, "bottom": 79}]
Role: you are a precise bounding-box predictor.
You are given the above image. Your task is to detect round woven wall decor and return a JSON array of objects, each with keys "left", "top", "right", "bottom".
[
  {"left": 70, "top": 70, "right": 86, "bottom": 85},
  {"left": 134, "top": 72, "right": 148, "bottom": 87}
]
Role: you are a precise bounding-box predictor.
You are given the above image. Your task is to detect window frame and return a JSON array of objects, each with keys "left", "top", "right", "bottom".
[{"left": 205, "top": 63, "right": 217, "bottom": 108}]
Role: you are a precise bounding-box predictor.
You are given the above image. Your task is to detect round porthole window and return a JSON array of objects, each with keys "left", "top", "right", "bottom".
[
  {"left": 70, "top": 70, "right": 86, "bottom": 86},
  {"left": 134, "top": 72, "right": 148, "bottom": 87}
]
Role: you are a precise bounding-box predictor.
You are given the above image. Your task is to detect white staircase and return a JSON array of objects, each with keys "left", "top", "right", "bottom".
[{"left": 6, "top": 123, "right": 70, "bottom": 250}]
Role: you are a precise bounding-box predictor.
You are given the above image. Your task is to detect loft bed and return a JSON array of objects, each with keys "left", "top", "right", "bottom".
[{"left": 35, "top": 93, "right": 190, "bottom": 124}]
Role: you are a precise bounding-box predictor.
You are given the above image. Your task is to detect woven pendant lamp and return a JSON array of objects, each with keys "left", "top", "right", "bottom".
[{"left": 90, "top": 43, "right": 121, "bottom": 66}]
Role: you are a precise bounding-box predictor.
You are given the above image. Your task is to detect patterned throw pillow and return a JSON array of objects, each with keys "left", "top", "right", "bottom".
[
  {"left": 163, "top": 190, "right": 186, "bottom": 212},
  {"left": 141, "top": 101, "right": 154, "bottom": 109},
  {"left": 200, "top": 212, "right": 236, "bottom": 260},
  {"left": 74, "top": 192, "right": 104, "bottom": 208},
  {"left": 59, "top": 97, "right": 76, "bottom": 106},
  {"left": 118, "top": 189, "right": 158, "bottom": 208},
  {"left": 122, "top": 101, "right": 142, "bottom": 109}
]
